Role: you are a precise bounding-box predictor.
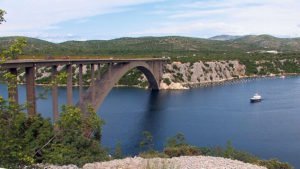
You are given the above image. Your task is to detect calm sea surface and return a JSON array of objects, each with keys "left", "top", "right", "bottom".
[{"left": 1, "top": 77, "right": 300, "bottom": 168}]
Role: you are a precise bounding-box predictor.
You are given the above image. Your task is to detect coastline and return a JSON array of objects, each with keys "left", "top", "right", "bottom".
[
  {"left": 1, "top": 73, "right": 298, "bottom": 89},
  {"left": 182, "top": 73, "right": 299, "bottom": 89}
]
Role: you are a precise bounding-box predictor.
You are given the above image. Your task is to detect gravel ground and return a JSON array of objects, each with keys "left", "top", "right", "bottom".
[{"left": 81, "top": 156, "right": 267, "bottom": 169}]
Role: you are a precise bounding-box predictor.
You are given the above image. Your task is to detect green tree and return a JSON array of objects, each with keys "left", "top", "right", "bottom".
[
  {"left": 113, "top": 142, "right": 123, "bottom": 159},
  {"left": 2, "top": 37, "right": 27, "bottom": 60},
  {"left": 166, "top": 132, "right": 187, "bottom": 148},
  {"left": 0, "top": 9, "right": 26, "bottom": 62},
  {"left": 140, "top": 131, "right": 154, "bottom": 151},
  {"left": 224, "top": 140, "right": 235, "bottom": 159},
  {"left": 164, "top": 133, "right": 201, "bottom": 157},
  {"left": 43, "top": 105, "right": 107, "bottom": 166},
  {"left": 0, "top": 9, "right": 5, "bottom": 24},
  {"left": 0, "top": 96, "right": 54, "bottom": 168}
]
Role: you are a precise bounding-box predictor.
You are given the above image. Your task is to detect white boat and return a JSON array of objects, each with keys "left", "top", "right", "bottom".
[
  {"left": 250, "top": 93, "right": 262, "bottom": 103},
  {"left": 280, "top": 75, "right": 286, "bottom": 79}
]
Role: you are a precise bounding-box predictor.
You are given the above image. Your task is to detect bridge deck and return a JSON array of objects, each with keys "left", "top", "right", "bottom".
[{"left": 1, "top": 58, "right": 168, "bottom": 68}]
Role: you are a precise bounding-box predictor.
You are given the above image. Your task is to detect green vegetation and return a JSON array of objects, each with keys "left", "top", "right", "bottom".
[
  {"left": 42, "top": 105, "right": 108, "bottom": 166},
  {"left": 118, "top": 68, "right": 145, "bottom": 87},
  {"left": 0, "top": 98, "right": 108, "bottom": 168},
  {"left": 1, "top": 37, "right": 27, "bottom": 59},
  {"left": 139, "top": 133, "right": 293, "bottom": 169},
  {"left": 0, "top": 9, "right": 5, "bottom": 24},
  {"left": 163, "top": 78, "right": 171, "bottom": 85},
  {"left": 0, "top": 36, "right": 300, "bottom": 60},
  {"left": 113, "top": 142, "right": 123, "bottom": 159},
  {"left": 140, "top": 131, "right": 155, "bottom": 151}
]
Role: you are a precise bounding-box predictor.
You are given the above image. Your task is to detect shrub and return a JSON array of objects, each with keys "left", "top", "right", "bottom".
[
  {"left": 42, "top": 105, "right": 108, "bottom": 167},
  {"left": 140, "top": 131, "right": 154, "bottom": 151},
  {"left": 113, "top": 142, "right": 123, "bottom": 159},
  {"left": 0, "top": 97, "right": 53, "bottom": 168},
  {"left": 258, "top": 159, "right": 293, "bottom": 169},
  {"left": 163, "top": 145, "right": 201, "bottom": 157},
  {"left": 139, "top": 150, "right": 169, "bottom": 159},
  {"left": 163, "top": 78, "right": 171, "bottom": 85},
  {"left": 164, "top": 133, "right": 201, "bottom": 157}
]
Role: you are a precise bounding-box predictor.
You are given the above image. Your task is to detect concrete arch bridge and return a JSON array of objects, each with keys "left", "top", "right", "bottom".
[{"left": 1, "top": 58, "right": 167, "bottom": 121}]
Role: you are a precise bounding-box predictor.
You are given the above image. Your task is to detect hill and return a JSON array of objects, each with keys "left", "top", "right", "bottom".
[
  {"left": 230, "top": 35, "right": 300, "bottom": 51},
  {"left": 209, "top": 35, "right": 242, "bottom": 41},
  {"left": 1, "top": 35, "right": 300, "bottom": 61}
]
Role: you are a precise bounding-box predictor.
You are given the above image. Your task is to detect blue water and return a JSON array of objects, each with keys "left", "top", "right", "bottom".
[{"left": 1, "top": 77, "right": 300, "bottom": 168}]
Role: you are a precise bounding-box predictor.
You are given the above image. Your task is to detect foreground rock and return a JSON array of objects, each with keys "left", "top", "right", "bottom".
[{"left": 82, "top": 156, "right": 266, "bottom": 169}]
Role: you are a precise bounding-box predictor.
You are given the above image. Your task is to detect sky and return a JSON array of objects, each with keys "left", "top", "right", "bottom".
[{"left": 0, "top": 0, "right": 300, "bottom": 42}]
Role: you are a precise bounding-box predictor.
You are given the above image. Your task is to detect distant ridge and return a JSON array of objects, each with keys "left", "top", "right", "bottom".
[
  {"left": 209, "top": 35, "right": 242, "bottom": 41},
  {"left": 1, "top": 35, "right": 300, "bottom": 57}
]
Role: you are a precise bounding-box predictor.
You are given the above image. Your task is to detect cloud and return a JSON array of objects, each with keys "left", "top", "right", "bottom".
[
  {"left": 0, "top": 0, "right": 162, "bottom": 32},
  {"left": 132, "top": 21, "right": 237, "bottom": 38},
  {"left": 139, "top": 0, "right": 300, "bottom": 37},
  {"left": 1, "top": 0, "right": 300, "bottom": 41},
  {"left": 36, "top": 33, "right": 87, "bottom": 43}
]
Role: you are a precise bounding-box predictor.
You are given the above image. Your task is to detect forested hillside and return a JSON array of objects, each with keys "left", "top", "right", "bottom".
[{"left": 1, "top": 35, "right": 300, "bottom": 61}]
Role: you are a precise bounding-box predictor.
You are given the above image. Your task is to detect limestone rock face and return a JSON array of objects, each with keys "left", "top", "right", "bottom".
[
  {"left": 160, "top": 81, "right": 188, "bottom": 90},
  {"left": 160, "top": 60, "right": 246, "bottom": 89}
]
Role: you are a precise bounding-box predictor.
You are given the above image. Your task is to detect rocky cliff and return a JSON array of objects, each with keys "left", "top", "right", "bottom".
[{"left": 160, "top": 60, "right": 246, "bottom": 89}]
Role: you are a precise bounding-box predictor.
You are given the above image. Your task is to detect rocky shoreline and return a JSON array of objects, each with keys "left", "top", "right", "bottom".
[
  {"left": 174, "top": 73, "right": 299, "bottom": 89},
  {"left": 38, "top": 156, "right": 267, "bottom": 169}
]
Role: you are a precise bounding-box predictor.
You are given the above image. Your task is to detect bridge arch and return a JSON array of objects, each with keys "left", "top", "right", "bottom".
[{"left": 77, "top": 61, "right": 162, "bottom": 113}]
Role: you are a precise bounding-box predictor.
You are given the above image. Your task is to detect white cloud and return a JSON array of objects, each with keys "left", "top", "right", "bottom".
[
  {"left": 1, "top": 0, "right": 300, "bottom": 41},
  {"left": 133, "top": 21, "right": 237, "bottom": 38},
  {"left": 0, "top": 0, "right": 161, "bottom": 32},
  {"left": 141, "top": 0, "right": 300, "bottom": 37}
]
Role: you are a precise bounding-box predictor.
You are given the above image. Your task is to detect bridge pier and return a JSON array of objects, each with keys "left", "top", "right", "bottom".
[
  {"left": 91, "top": 64, "right": 95, "bottom": 102},
  {"left": 97, "top": 63, "right": 101, "bottom": 79},
  {"left": 8, "top": 68, "right": 18, "bottom": 104},
  {"left": 25, "top": 66, "right": 36, "bottom": 116},
  {"left": 108, "top": 63, "right": 112, "bottom": 79},
  {"left": 66, "top": 64, "right": 73, "bottom": 105},
  {"left": 51, "top": 65, "right": 59, "bottom": 122},
  {"left": 152, "top": 61, "right": 163, "bottom": 89},
  {"left": 78, "top": 64, "right": 83, "bottom": 104}
]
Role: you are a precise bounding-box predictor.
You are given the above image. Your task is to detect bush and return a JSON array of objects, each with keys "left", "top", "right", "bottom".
[
  {"left": 0, "top": 97, "right": 53, "bottom": 168},
  {"left": 163, "top": 78, "right": 171, "bottom": 85},
  {"left": 164, "top": 133, "right": 201, "bottom": 157},
  {"left": 258, "top": 159, "right": 293, "bottom": 169},
  {"left": 113, "top": 142, "right": 123, "bottom": 159},
  {"left": 163, "top": 145, "right": 201, "bottom": 157},
  {"left": 0, "top": 98, "right": 109, "bottom": 167},
  {"left": 199, "top": 141, "right": 293, "bottom": 169},
  {"left": 42, "top": 105, "right": 108, "bottom": 167},
  {"left": 139, "top": 150, "right": 169, "bottom": 159}
]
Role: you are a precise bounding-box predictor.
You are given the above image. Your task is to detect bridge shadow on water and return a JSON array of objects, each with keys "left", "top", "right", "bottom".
[
  {"left": 99, "top": 88, "right": 173, "bottom": 155},
  {"left": 128, "top": 90, "right": 172, "bottom": 155}
]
